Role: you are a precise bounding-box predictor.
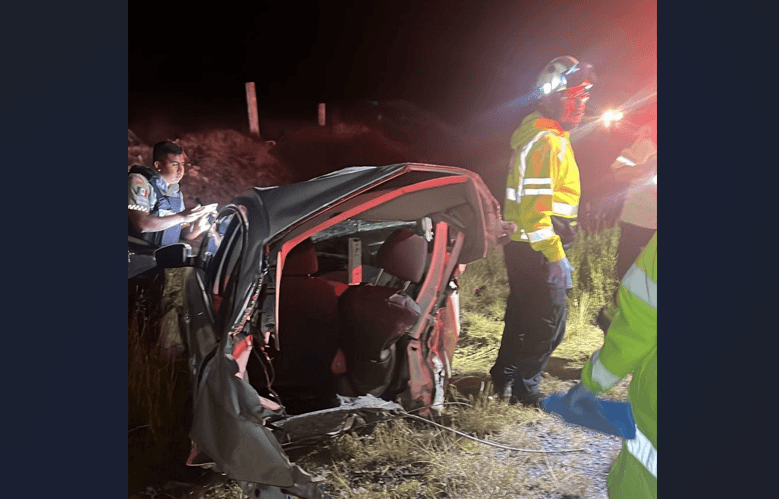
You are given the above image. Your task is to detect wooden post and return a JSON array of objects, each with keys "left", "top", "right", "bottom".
[
  {"left": 318, "top": 102, "right": 326, "bottom": 126},
  {"left": 245, "top": 82, "right": 261, "bottom": 138}
]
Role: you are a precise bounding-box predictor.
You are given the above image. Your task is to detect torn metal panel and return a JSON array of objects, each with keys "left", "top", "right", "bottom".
[
  {"left": 271, "top": 395, "right": 403, "bottom": 451},
  {"left": 188, "top": 331, "right": 321, "bottom": 496}
]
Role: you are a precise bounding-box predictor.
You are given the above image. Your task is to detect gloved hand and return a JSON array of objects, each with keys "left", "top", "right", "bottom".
[
  {"left": 541, "top": 382, "right": 636, "bottom": 439},
  {"left": 561, "top": 382, "right": 599, "bottom": 418},
  {"left": 547, "top": 256, "right": 574, "bottom": 289}
]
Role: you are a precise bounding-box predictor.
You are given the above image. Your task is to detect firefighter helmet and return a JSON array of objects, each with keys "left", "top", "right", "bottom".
[{"left": 535, "top": 56, "right": 596, "bottom": 97}]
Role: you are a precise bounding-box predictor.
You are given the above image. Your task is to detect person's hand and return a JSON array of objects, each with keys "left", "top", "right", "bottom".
[
  {"left": 194, "top": 211, "right": 213, "bottom": 231},
  {"left": 547, "top": 256, "right": 574, "bottom": 289},
  {"left": 182, "top": 203, "right": 218, "bottom": 224},
  {"left": 181, "top": 204, "right": 206, "bottom": 223},
  {"left": 562, "top": 383, "right": 599, "bottom": 418}
]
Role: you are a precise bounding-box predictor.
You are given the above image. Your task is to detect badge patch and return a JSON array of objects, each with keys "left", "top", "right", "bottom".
[{"left": 134, "top": 185, "right": 148, "bottom": 197}]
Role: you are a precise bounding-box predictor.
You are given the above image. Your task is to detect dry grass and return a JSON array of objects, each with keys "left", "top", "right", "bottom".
[
  {"left": 128, "top": 276, "right": 177, "bottom": 436},
  {"left": 128, "top": 269, "right": 195, "bottom": 494},
  {"left": 295, "top": 392, "right": 554, "bottom": 499},
  {"left": 292, "top": 387, "right": 625, "bottom": 498}
]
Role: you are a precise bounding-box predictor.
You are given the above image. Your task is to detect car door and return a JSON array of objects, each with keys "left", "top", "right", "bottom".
[
  {"left": 181, "top": 207, "right": 326, "bottom": 499},
  {"left": 182, "top": 207, "right": 246, "bottom": 369}
]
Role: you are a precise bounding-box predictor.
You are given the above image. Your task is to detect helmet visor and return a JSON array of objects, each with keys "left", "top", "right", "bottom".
[{"left": 563, "top": 62, "right": 596, "bottom": 89}]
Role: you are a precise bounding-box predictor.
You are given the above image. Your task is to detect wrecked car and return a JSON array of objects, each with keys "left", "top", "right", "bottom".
[{"left": 155, "top": 163, "right": 514, "bottom": 498}]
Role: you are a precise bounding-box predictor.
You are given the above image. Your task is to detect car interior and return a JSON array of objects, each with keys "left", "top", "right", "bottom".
[
  {"left": 201, "top": 178, "right": 477, "bottom": 417},
  {"left": 270, "top": 223, "right": 431, "bottom": 414}
]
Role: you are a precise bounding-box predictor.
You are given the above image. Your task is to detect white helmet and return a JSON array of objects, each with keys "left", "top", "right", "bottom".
[{"left": 535, "top": 56, "right": 596, "bottom": 97}]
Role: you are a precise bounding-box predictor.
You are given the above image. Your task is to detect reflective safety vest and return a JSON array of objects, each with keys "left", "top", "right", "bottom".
[
  {"left": 582, "top": 232, "right": 657, "bottom": 480},
  {"left": 504, "top": 112, "right": 580, "bottom": 262}
]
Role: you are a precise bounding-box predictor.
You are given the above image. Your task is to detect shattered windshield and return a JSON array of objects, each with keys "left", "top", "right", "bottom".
[{"left": 311, "top": 219, "right": 416, "bottom": 243}]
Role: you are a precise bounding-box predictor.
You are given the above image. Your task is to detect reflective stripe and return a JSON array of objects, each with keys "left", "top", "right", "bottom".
[
  {"left": 523, "top": 188, "right": 554, "bottom": 196},
  {"left": 518, "top": 229, "right": 530, "bottom": 241},
  {"left": 627, "top": 425, "right": 657, "bottom": 478},
  {"left": 527, "top": 227, "right": 556, "bottom": 243},
  {"left": 515, "top": 131, "right": 553, "bottom": 203},
  {"left": 552, "top": 202, "right": 578, "bottom": 216},
  {"left": 616, "top": 155, "right": 636, "bottom": 166},
  {"left": 558, "top": 138, "right": 567, "bottom": 161},
  {"left": 506, "top": 187, "right": 517, "bottom": 201},
  {"left": 590, "top": 349, "right": 621, "bottom": 390},
  {"left": 622, "top": 264, "right": 657, "bottom": 311},
  {"left": 523, "top": 177, "right": 552, "bottom": 185},
  {"left": 128, "top": 204, "right": 149, "bottom": 213}
]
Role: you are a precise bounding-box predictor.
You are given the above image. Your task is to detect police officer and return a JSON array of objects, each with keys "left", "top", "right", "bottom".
[
  {"left": 490, "top": 56, "right": 596, "bottom": 406},
  {"left": 128, "top": 140, "right": 215, "bottom": 246}
]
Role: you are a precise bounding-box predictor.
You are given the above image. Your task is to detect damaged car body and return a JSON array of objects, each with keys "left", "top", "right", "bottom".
[{"left": 161, "top": 163, "right": 513, "bottom": 498}]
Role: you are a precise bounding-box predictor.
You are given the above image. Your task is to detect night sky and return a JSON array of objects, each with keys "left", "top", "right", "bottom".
[{"left": 129, "top": 0, "right": 656, "bottom": 130}]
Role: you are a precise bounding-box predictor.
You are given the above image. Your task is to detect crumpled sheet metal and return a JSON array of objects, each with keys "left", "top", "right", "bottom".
[
  {"left": 272, "top": 395, "right": 404, "bottom": 449},
  {"left": 189, "top": 343, "right": 326, "bottom": 499}
]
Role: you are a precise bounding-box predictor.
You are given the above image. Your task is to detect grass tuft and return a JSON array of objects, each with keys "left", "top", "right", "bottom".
[
  {"left": 566, "top": 226, "right": 621, "bottom": 333},
  {"left": 128, "top": 269, "right": 192, "bottom": 493}
]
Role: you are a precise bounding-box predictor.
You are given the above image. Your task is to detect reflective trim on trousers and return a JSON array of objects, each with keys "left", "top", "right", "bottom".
[
  {"left": 622, "top": 263, "right": 657, "bottom": 310},
  {"left": 627, "top": 425, "right": 657, "bottom": 478},
  {"left": 527, "top": 227, "right": 556, "bottom": 243},
  {"left": 552, "top": 202, "right": 578, "bottom": 216},
  {"left": 616, "top": 155, "right": 637, "bottom": 166},
  {"left": 590, "top": 349, "right": 621, "bottom": 390}
]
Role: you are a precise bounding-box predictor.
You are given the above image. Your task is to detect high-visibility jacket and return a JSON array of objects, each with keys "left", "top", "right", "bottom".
[
  {"left": 611, "top": 137, "right": 657, "bottom": 230},
  {"left": 582, "top": 232, "right": 657, "bottom": 496},
  {"left": 504, "top": 111, "right": 580, "bottom": 262}
]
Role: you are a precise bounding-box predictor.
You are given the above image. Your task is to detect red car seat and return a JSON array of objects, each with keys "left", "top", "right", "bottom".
[
  {"left": 336, "top": 229, "right": 427, "bottom": 397},
  {"left": 273, "top": 238, "right": 348, "bottom": 414}
]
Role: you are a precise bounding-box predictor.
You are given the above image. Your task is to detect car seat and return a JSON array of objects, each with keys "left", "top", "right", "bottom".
[
  {"left": 273, "top": 238, "right": 348, "bottom": 414},
  {"left": 336, "top": 229, "right": 427, "bottom": 397}
]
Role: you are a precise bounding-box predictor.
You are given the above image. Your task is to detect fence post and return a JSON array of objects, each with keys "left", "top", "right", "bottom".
[
  {"left": 318, "top": 102, "right": 326, "bottom": 126},
  {"left": 245, "top": 82, "right": 261, "bottom": 138}
]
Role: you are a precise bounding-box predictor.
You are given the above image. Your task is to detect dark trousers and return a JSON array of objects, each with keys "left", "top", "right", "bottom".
[
  {"left": 490, "top": 241, "right": 568, "bottom": 399},
  {"left": 616, "top": 222, "right": 656, "bottom": 281}
]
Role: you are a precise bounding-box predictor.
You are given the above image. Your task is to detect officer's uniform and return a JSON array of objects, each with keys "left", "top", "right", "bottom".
[{"left": 128, "top": 165, "right": 186, "bottom": 247}]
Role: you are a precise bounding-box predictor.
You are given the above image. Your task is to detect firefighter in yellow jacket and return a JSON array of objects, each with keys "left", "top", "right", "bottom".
[
  {"left": 491, "top": 56, "right": 596, "bottom": 405},
  {"left": 581, "top": 232, "right": 657, "bottom": 498}
]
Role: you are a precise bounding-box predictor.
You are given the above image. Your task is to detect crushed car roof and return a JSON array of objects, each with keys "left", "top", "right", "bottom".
[
  {"left": 235, "top": 164, "right": 462, "bottom": 241},
  {"left": 221, "top": 162, "right": 508, "bottom": 336}
]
